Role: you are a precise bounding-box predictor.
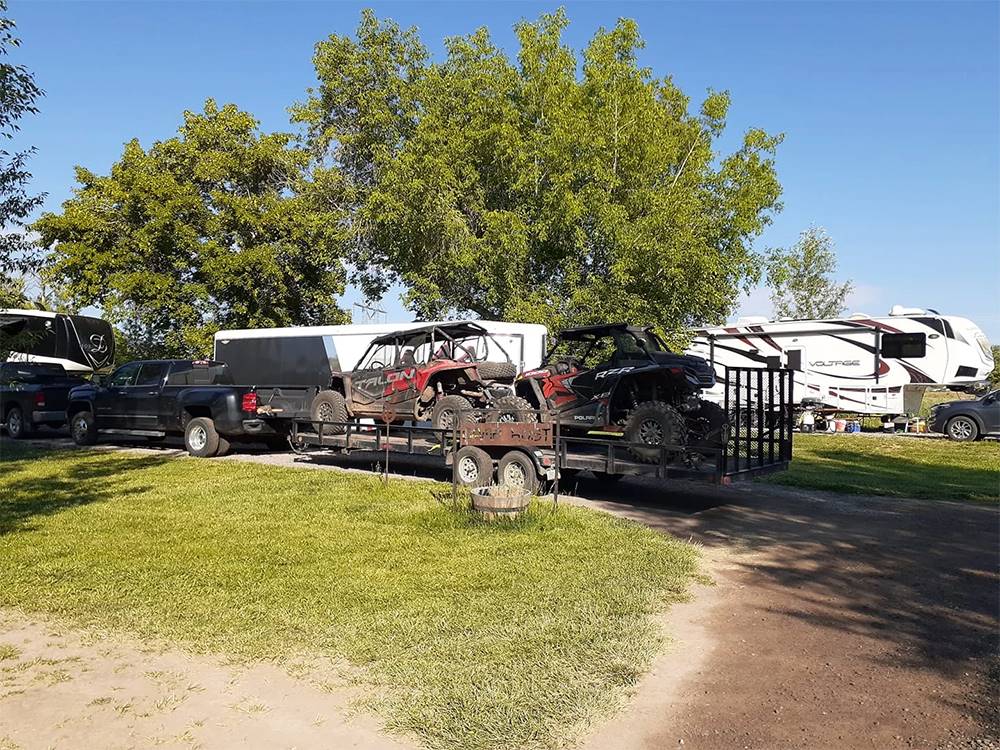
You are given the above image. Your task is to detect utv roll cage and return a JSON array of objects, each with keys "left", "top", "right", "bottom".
[
  {"left": 543, "top": 323, "right": 669, "bottom": 366},
  {"left": 357, "top": 322, "right": 514, "bottom": 369}
]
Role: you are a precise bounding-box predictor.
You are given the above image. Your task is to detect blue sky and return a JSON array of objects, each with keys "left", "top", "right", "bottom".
[{"left": 9, "top": 1, "right": 1000, "bottom": 339}]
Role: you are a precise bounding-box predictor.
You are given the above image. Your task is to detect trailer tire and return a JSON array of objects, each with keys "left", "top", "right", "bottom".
[
  {"left": 498, "top": 450, "right": 540, "bottom": 494},
  {"left": 454, "top": 446, "right": 493, "bottom": 487},
  {"left": 623, "top": 401, "right": 686, "bottom": 464},
  {"left": 70, "top": 410, "right": 98, "bottom": 446},
  {"left": 184, "top": 417, "right": 220, "bottom": 458},
  {"left": 431, "top": 395, "right": 474, "bottom": 431},
  {"left": 593, "top": 471, "right": 624, "bottom": 482},
  {"left": 310, "top": 391, "right": 348, "bottom": 434},
  {"left": 5, "top": 406, "right": 29, "bottom": 439}
]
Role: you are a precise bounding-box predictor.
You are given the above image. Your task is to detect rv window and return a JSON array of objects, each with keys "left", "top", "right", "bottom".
[
  {"left": 880, "top": 333, "right": 926, "bottom": 359},
  {"left": 786, "top": 350, "right": 803, "bottom": 371}
]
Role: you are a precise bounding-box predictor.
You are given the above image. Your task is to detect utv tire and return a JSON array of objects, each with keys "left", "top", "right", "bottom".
[
  {"left": 946, "top": 416, "right": 979, "bottom": 442},
  {"left": 454, "top": 445, "right": 493, "bottom": 487},
  {"left": 477, "top": 361, "right": 518, "bottom": 381},
  {"left": 431, "top": 395, "right": 474, "bottom": 431},
  {"left": 623, "top": 401, "right": 687, "bottom": 464},
  {"left": 70, "top": 410, "right": 98, "bottom": 446},
  {"left": 184, "top": 417, "right": 220, "bottom": 458},
  {"left": 498, "top": 450, "right": 540, "bottom": 494},
  {"left": 5, "top": 406, "right": 29, "bottom": 439},
  {"left": 690, "top": 401, "right": 730, "bottom": 453},
  {"left": 490, "top": 395, "right": 537, "bottom": 423},
  {"left": 310, "top": 390, "right": 348, "bottom": 435}
]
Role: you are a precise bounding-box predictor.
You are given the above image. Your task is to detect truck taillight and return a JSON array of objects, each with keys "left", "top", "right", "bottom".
[
  {"left": 241, "top": 392, "right": 258, "bottom": 413},
  {"left": 34, "top": 392, "right": 45, "bottom": 407}
]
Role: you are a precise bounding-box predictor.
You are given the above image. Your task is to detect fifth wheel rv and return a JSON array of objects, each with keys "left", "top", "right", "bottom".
[
  {"left": 688, "top": 306, "right": 994, "bottom": 416},
  {"left": 0, "top": 309, "right": 115, "bottom": 374}
]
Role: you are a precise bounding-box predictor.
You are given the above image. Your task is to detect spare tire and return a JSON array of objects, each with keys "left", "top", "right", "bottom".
[
  {"left": 476, "top": 361, "right": 517, "bottom": 382},
  {"left": 310, "top": 390, "right": 348, "bottom": 435}
]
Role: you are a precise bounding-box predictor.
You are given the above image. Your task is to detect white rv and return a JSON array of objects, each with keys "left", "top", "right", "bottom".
[
  {"left": 1, "top": 309, "right": 116, "bottom": 373},
  {"left": 213, "top": 320, "right": 548, "bottom": 387},
  {"left": 688, "top": 306, "right": 994, "bottom": 416}
]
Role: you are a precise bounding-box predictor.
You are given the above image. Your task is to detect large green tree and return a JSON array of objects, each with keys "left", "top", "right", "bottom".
[
  {"left": 0, "top": 0, "right": 45, "bottom": 310},
  {"left": 35, "top": 100, "right": 349, "bottom": 358},
  {"left": 765, "top": 226, "right": 853, "bottom": 320},
  {"left": 294, "top": 9, "right": 783, "bottom": 334}
]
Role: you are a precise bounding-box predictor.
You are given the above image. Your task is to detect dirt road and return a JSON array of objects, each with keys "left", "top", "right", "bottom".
[{"left": 3, "top": 435, "right": 998, "bottom": 749}]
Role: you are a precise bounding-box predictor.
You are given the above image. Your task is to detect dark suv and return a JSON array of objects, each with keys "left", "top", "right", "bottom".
[{"left": 929, "top": 390, "right": 1000, "bottom": 441}]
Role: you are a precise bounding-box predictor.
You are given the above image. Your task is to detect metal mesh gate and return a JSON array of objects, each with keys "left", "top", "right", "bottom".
[{"left": 723, "top": 366, "right": 795, "bottom": 477}]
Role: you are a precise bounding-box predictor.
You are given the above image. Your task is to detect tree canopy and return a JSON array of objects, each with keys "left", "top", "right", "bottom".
[
  {"left": 35, "top": 101, "right": 349, "bottom": 357},
  {"left": 293, "top": 9, "right": 783, "bottom": 334},
  {"left": 0, "top": 0, "right": 45, "bottom": 310},
  {"left": 765, "top": 226, "right": 853, "bottom": 320}
]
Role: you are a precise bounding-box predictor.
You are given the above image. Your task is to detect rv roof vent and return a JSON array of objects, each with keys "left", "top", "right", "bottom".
[
  {"left": 889, "top": 305, "right": 927, "bottom": 316},
  {"left": 848, "top": 313, "right": 869, "bottom": 320},
  {"left": 736, "top": 315, "right": 770, "bottom": 326}
]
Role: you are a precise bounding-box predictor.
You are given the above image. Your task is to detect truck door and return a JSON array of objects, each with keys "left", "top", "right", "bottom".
[
  {"left": 131, "top": 362, "right": 169, "bottom": 431},
  {"left": 97, "top": 362, "right": 141, "bottom": 428}
]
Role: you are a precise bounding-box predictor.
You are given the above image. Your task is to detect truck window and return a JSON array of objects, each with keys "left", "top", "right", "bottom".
[
  {"left": 880, "top": 333, "right": 926, "bottom": 359},
  {"left": 106, "top": 362, "right": 141, "bottom": 387},
  {"left": 136, "top": 362, "right": 168, "bottom": 386},
  {"left": 165, "top": 363, "right": 232, "bottom": 385}
]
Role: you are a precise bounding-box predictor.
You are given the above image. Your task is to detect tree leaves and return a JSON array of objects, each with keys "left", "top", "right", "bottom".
[{"left": 765, "top": 227, "right": 853, "bottom": 320}]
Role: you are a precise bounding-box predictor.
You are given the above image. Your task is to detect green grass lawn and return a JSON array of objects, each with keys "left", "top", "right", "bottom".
[
  {"left": 766, "top": 433, "right": 1000, "bottom": 504},
  {"left": 0, "top": 444, "right": 699, "bottom": 750}
]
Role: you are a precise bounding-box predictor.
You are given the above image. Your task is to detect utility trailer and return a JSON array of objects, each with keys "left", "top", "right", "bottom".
[{"left": 284, "top": 366, "right": 794, "bottom": 495}]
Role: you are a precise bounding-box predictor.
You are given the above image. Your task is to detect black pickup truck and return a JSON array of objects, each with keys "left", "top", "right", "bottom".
[
  {"left": 66, "top": 359, "right": 283, "bottom": 457},
  {"left": 1, "top": 362, "right": 87, "bottom": 438}
]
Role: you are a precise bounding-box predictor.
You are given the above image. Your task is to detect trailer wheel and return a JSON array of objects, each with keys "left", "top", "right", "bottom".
[
  {"left": 623, "top": 401, "right": 686, "bottom": 464},
  {"left": 454, "top": 446, "right": 493, "bottom": 487},
  {"left": 184, "top": 417, "right": 220, "bottom": 458},
  {"left": 432, "top": 395, "right": 474, "bottom": 431},
  {"left": 592, "top": 471, "right": 624, "bottom": 482},
  {"left": 70, "top": 410, "right": 98, "bottom": 446},
  {"left": 310, "top": 391, "right": 348, "bottom": 434},
  {"left": 498, "top": 450, "right": 541, "bottom": 494}
]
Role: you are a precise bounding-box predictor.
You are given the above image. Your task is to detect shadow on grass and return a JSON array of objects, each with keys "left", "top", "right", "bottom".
[{"left": 0, "top": 442, "right": 171, "bottom": 536}]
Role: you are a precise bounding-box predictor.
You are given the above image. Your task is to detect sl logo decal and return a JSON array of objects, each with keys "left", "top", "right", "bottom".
[{"left": 89, "top": 334, "right": 109, "bottom": 354}]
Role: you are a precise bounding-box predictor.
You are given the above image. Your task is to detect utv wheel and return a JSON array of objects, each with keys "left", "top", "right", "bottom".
[
  {"left": 490, "top": 395, "right": 537, "bottom": 423},
  {"left": 184, "top": 417, "right": 220, "bottom": 458},
  {"left": 431, "top": 395, "right": 474, "bottom": 431},
  {"left": 690, "top": 401, "right": 730, "bottom": 454},
  {"left": 498, "top": 450, "right": 540, "bottom": 494},
  {"left": 70, "top": 410, "right": 98, "bottom": 446},
  {"left": 5, "top": 406, "right": 29, "bottom": 439},
  {"left": 623, "top": 401, "right": 687, "bottom": 464},
  {"left": 946, "top": 416, "right": 979, "bottom": 442},
  {"left": 310, "top": 390, "right": 348, "bottom": 434},
  {"left": 454, "top": 445, "right": 493, "bottom": 487}
]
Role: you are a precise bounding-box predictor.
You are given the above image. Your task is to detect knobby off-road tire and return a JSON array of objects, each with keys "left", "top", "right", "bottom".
[
  {"left": 70, "top": 410, "right": 98, "bottom": 446},
  {"left": 623, "top": 401, "right": 687, "bottom": 464},
  {"left": 454, "top": 445, "right": 493, "bottom": 487},
  {"left": 184, "top": 417, "right": 221, "bottom": 458},
  {"left": 310, "top": 390, "right": 348, "bottom": 435},
  {"left": 476, "top": 361, "right": 518, "bottom": 382},
  {"left": 690, "top": 400, "right": 730, "bottom": 454},
  {"left": 431, "top": 395, "right": 474, "bottom": 431},
  {"left": 490, "top": 395, "right": 537, "bottom": 423},
  {"left": 5, "top": 406, "right": 29, "bottom": 439}
]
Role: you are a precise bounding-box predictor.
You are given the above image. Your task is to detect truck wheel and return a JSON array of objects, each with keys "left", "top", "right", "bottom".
[
  {"left": 215, "top": 436, "right": 231, "bottom": 457},
  {"left": 454, "top": 445, "right": 493, "bottom": 487},
  {"left": 623, "top": 401, "right": 687, "bottom": 464},
  {"left": 431, "top": 395, "right": 474, "bottom": 431},
  {"left": 498, "top": 450, "right": 540, "bottom": 494},
  {"left": 184, "top": 417, "right": 220, "bottom": 457},
  {"left": 946, "top": 416, "right": 979, "bottom": 442},
  {"left": 310, "top": 391, "right": 348, "bottom": 434},
  {"left": 70, "top": 410, "right": 98, "bottom": 446},
  {"left": 490, "top": 395, "right": 537, "bottom": 423},
  {"left": 5, "top": 406, "right": 30, "bottom": 439}
]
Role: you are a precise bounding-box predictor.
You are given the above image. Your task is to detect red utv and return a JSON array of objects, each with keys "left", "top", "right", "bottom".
[
  {"left": 513, "top": 323, "right": 727, "bottom": 463},
  {"left": 308, "top": 322, "right": 529, "bottom": 431}
]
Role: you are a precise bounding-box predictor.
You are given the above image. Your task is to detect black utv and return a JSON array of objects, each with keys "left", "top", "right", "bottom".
[{"left": 514, "top": 323, "right": 727, "bottom": 462}]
